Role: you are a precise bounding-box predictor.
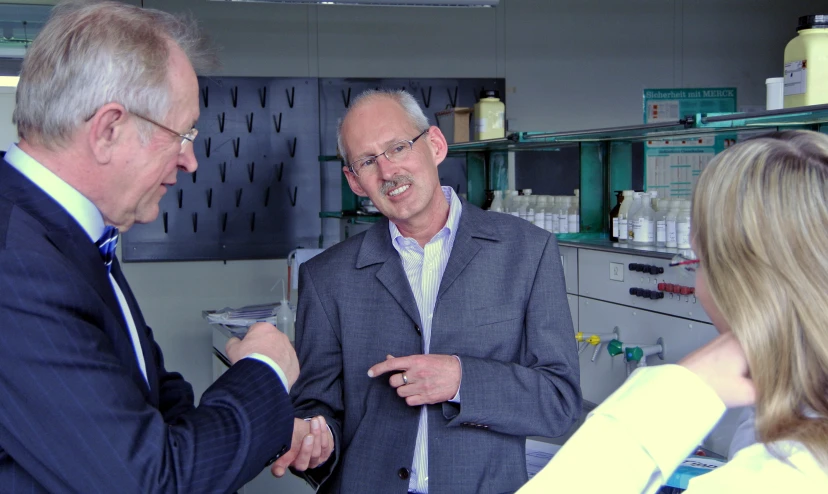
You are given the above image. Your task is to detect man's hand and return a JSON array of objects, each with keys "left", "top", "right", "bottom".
[
  {"left": 679, "top": 332, "right": 756, "bottom": 408},
  {"left": 271, "top": 416, "right": 334, "bottom": 477},
  {"left": 367, "top": 354, "right": 461, "bottom": 406},
  {"left": 226, "top": 322, "right": 300, "bottom": 388}
]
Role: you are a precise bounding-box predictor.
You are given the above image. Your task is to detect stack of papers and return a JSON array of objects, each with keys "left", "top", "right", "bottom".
[
  {"left": 203, "top": 302, "right": 284, "bottom": 328},
  {"left": 525, "top": 439, "right": 561, "bottom": 479}
]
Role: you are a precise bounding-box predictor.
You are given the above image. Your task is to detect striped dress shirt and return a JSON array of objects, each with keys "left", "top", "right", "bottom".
[{"left": 389, "top": 186, "right": 462, "bottom": 494}]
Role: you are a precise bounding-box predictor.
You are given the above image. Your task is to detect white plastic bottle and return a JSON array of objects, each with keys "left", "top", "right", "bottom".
[
  {"left": 567, "top": 195, "right": 580, "bottom": 233},
  {"left": 631, "top": 193, "right": 655, "bottom": 245},
  {"left": 275, "top": 280, "right": 295, "bottom": 342},
  {"left": 534, "top": 196, "right": 547, "bottom": 229},
  {"left": 490, "top": 190, "right": 503, "bottom": 212},
  {"left": 557, "top": 197, "right": 569, "bottom": 234},
  {"left": 544, "top": 197, "right": 555, "bottom": 232},
  {"left": 617, "top": 190, "right": 635, "bottom": 243},
  {"left": 666, "top": 200, "right": 679, "bottom": 248},
  {"left": 655, "top": 199, "right": 670, "bottom": 247},
  {"left": 677, "top": 200, "right": 692, "bottom": 249}
]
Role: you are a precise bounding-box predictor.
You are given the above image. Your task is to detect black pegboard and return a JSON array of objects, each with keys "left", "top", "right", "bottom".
[
  {"left": 123, "top": 77, "right": 505, "bottom": 262},
  {"left": 122, "top": 77, "right": 320, "bottom": 262}
]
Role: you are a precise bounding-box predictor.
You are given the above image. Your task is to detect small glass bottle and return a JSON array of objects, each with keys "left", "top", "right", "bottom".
[
  {"left": 677, "top": 200, "right": 692, "bottom": 249},
  {"left": 627, "top": 193, "right": 644, "bottom": 242},
  {"left": 567, "top": 196, "right": 580, "bottom": 233},
  {"left": 631, "top": 193, "right": 654, "bottom": 245},
  {"left": 666, "top": 200, "right": 679, "bottom": 248},
  {"left": 489, "top": 190, "right": 503, "bottom": 212},
  {"left": 534, "top": 196, "right": 547, "bottom": 229},
  {"left": 617, "top": 190, "right": 635, "bottom": 243},
  {"left": 655, "top": 199, "right": 670, "bottom": 247},
  {"left": 558, "top": 197, "right": 570, "bottom": 234}
]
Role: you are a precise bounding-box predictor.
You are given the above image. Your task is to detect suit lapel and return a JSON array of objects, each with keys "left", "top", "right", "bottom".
[
  {"left": 1, "top": 161, "right": 154, "bottom": 399},
  {"left": 356, "top": 219, "right": 423, "bottom": 328},
  {"left": 437, "top": 201, "right": 498, "bottom": 299},
  {"left": 111, "top": 258, "right": 158, "bottom": 402}
]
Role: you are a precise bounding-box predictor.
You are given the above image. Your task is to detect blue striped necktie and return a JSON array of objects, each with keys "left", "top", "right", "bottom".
[{"left": 96, "top": 226, "right": 119, "bottom": 273}]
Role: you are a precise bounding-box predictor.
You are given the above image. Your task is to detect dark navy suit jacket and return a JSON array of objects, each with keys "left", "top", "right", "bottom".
[{"left": 0, "top": 160, "right": 294, "bottom": 493}]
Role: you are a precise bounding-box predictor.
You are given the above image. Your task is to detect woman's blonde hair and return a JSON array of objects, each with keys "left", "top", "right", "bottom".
[{"left": 692, "top": 130, "right": 828, "bottom": 467}]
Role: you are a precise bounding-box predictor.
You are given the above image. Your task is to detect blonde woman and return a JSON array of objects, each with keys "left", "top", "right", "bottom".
[{"left": 519, "top": 130, "right": 828, "bottom": 493}]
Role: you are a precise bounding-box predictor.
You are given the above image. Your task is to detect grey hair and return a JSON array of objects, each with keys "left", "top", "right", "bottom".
[
  {"left": 13, "top": 0, "right": 216, "bottom": 148},
  {"left": 336, "top": 89, "right": 430, "bottom": 164}
]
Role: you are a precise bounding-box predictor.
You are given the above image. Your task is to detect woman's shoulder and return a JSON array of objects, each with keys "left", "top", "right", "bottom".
[{"left": 685, "top": 441, "right": 828, "bottom": 493}]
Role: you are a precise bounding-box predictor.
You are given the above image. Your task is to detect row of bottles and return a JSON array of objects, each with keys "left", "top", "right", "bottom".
[
  {"left": 489, "top": 189, "right": 580, "bottom": 234},
  {"left": 609, "top": 190, "right": 691, "bottom": 248}
]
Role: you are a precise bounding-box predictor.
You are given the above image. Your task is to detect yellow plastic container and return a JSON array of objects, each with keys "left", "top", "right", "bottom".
[
  {"left": 473, "top": 89, "right": 505, "bottom": 140},
  {"left": 783, "top": 14, "right": 828, "bottom": 108}
]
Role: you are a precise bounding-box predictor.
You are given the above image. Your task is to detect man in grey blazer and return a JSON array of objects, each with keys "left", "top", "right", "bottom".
[{"left": 272, "top": 89, "right": 581, "bottom": 493}]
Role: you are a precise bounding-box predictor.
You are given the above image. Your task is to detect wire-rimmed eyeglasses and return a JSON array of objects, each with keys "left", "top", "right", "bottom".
[
  {"left": 347, "top": 129, "right": 429, "bottom": 177},
  {"left": 669, "top": 250, "right": 700, "bottom": 272},
  {"left": 131, "top": 112, "right": 198, "bottom": 153}
]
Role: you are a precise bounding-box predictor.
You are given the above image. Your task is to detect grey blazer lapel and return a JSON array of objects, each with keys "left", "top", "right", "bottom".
[
  {"left": 438, "top": 202, "right": 499, "bottom": 299},
  {"left": 356, "top": 219, "right": 423, "bottom": 328}
]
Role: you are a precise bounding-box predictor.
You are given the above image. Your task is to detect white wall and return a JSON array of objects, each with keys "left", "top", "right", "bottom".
[{"left": 123, "top": 0, "right": 822, "bottom": 406}]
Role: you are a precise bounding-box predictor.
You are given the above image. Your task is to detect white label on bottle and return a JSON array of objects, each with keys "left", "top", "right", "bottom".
[
  {"left": 558, "top": 214, "right": 568, "bottom": 233},
  {"left": 493, "top": 112, "right": 505, "bottom": 129},
  {"left": 612, "top": 217, "right": 619, "bottom": 238},
  {"left": 632, "top": 218, "right": 652, "bottom": 243},
  {"left": 784, "top": 60, "right": 807, "bottom": 96},
  {"left": 619, "top": 219, "right": 628, "bottom": 240},
  {"left": 544, "top": 212, "right": 554, "bottom": 231},
  {"left": 677, "top": 222, "right": 691, "bottom": 248},
  {"left": 476, "top": 117, "right": 488, "bottom": 133},
  {"left": 574, "top": 215, "right": 580, "bottom": 233},
  {"left": 656, "top": 220, "right": 666, "bottom": 243},
  {"left": 568, "top": 214, "right": 578, "bottom": 233}
]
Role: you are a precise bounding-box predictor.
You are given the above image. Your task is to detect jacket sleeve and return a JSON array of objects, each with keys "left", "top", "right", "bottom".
[
  {"left": 0, "top": 247, "right": 294, "bottom": 494},
  {"left": 287, "top": 262, "right": 344, "bottom": 488},
  {"left": 517, "top": 365, "right": 726, "bottom": 494}
]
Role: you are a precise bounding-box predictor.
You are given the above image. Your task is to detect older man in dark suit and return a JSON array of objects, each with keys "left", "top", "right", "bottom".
[
  {"left": 0, "top": 2, "right": 303, "bottom": 492},
  {"left": 273, "top": 89, "right": 581, "bottom": 494}
]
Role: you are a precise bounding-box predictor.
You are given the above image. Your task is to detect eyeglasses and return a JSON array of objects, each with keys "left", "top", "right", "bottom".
[
  {"left": 347, "top": 129, "right": 429, "bottom": 177},
  {"left": 669, "top": 250, "right": 700, "bottom": 272},
  {"left": 131, "top": 112, "right": 198, "bottom": 153}
]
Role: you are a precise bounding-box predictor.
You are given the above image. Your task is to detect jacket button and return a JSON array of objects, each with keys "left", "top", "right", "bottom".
[
  {"left": 414, "top": 324, "right": 421, "bottom": 334},
  {"left": 398, "top": 467, "right": 410, "bottom": 480}
]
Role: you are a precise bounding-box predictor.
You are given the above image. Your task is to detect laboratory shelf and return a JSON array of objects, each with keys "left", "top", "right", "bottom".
[{"left": 556, "top": 233, "right": 682, "bottom": 260}]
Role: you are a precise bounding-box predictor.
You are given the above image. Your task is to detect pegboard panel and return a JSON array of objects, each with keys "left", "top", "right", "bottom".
[
  {"left": 122, "top": 77, "right": 320, "bottom": 262},
  {"left": 122, "top": 77, "right": 504, "bottom": 262}
]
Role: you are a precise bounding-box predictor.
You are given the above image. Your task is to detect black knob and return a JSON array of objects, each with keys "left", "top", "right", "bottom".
[
  {"left": 641, "top": 289, "right": 652, "bottom": 298},
  {"left": 629, "top": 263, "right": 640, "bottom": 272},
  {"left": 657, "top": 266, "right": 664, "bottom": 274},
  {"left": 649, "top": 291, "right": 660, "bottom": 300},
  {"left": 648, "top": 265, "right": 659, "bottom": 275},
  {"left": 629, "top": 287, "right": 637, "bottom": 295}
]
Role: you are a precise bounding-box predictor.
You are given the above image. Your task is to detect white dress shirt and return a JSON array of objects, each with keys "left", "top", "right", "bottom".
[
  {"left": 517, "top": 364, "right": 828, "bottom": 493},
  {"left": 5, "top": 144, "right": 289, "bottom": 391},
  {"left": 390, "top": 186, "right": 462, "bottom": 494}
]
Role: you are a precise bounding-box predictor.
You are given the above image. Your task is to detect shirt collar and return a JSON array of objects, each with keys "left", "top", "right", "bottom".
[
  {"left": 389, "top": 186, "right": 462, "bottom": 245},
  {"left": 5, "top": 143, "right": 105, "bottom": 242}
]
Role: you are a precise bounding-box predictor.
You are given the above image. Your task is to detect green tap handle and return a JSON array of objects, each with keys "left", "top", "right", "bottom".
[
  {"left": 625, "top": 346, "right": 644, "bottom": 362},
  {"left": 607, "top": 339, "right": 624, "bottom": 357}
]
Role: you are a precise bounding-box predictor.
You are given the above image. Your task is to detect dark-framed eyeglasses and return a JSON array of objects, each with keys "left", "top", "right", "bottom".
[
  {"left": 347, "top": 129, "right": 429, "bottom": 177},
  {"left": 131, "top": 112, "right": 198, "bottom": 153},
  {"left": 669, "top": 250, "right": 700, "bottom": 272}
]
